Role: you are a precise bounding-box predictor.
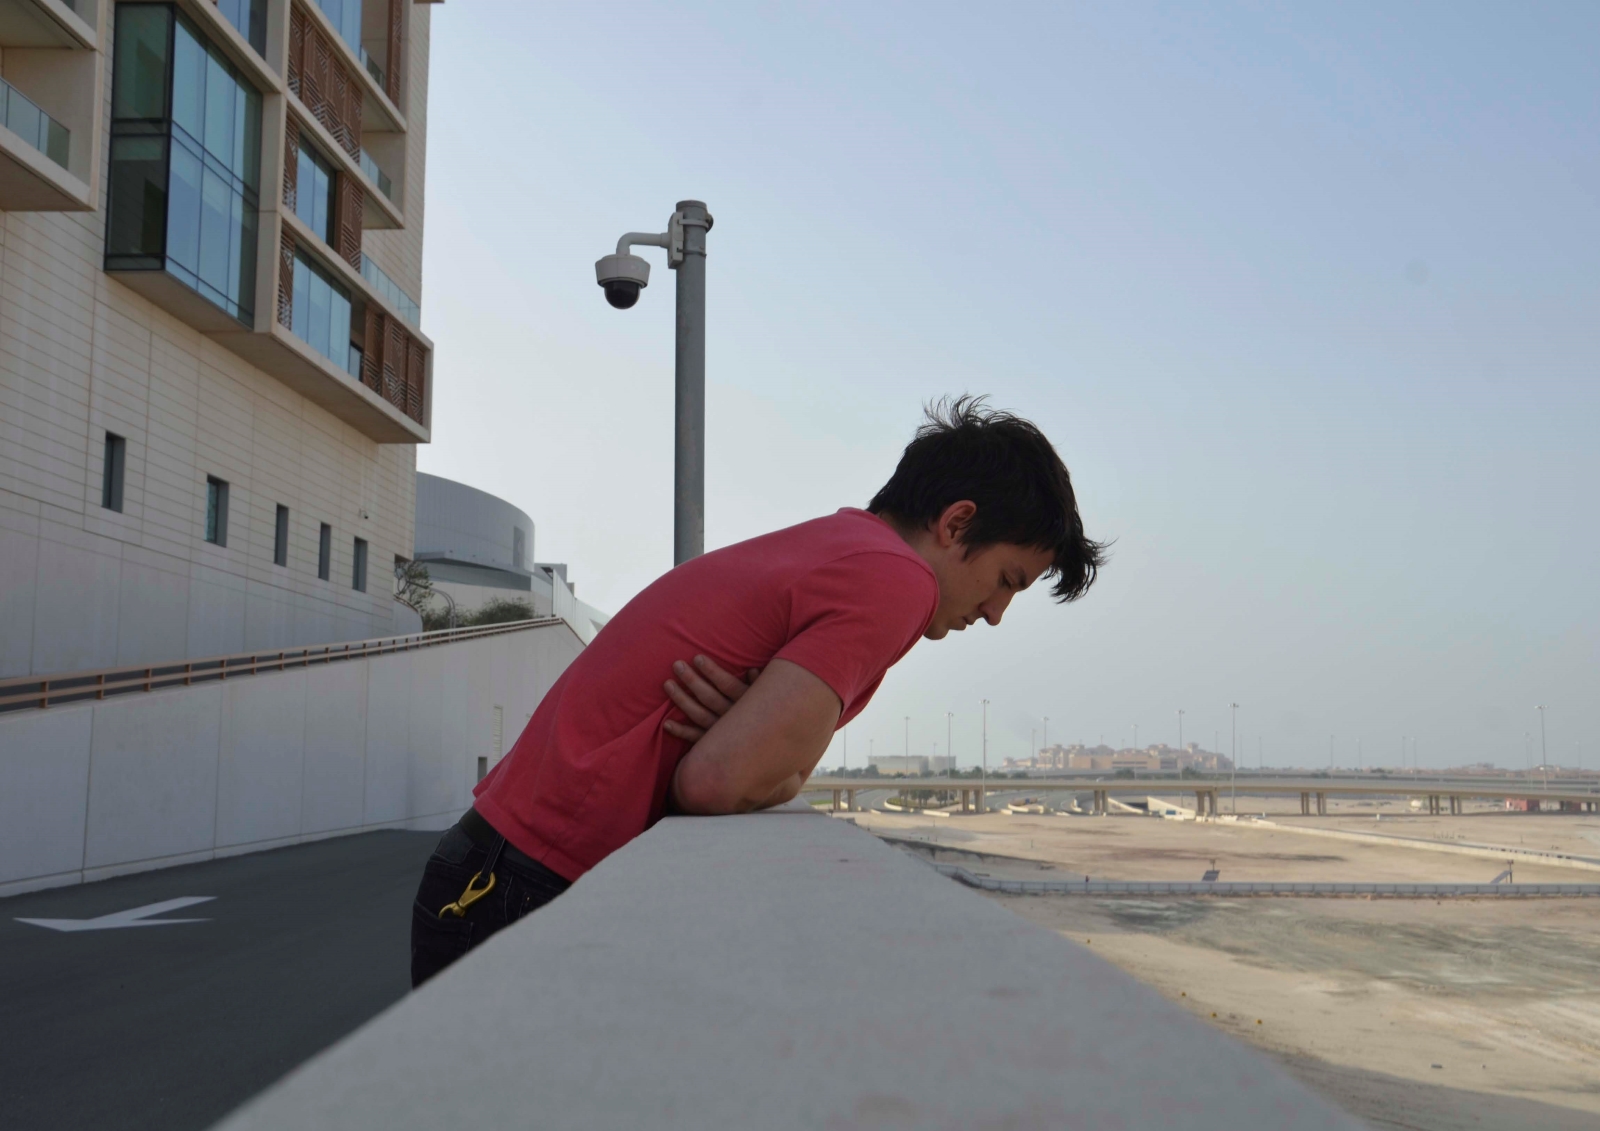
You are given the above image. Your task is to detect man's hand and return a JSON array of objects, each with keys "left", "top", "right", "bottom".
[{"left": 662, "top": 655, "right": 763, "bottom": 745}]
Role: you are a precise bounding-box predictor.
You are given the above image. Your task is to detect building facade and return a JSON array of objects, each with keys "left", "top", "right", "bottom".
[{"left": 1, "top": 0, "right": 436, "bottom": 678}]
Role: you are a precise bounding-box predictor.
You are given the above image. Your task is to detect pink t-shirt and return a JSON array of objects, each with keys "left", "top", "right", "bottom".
[{"left": 473, "top": 508, "right": 938, "bottom": 880}]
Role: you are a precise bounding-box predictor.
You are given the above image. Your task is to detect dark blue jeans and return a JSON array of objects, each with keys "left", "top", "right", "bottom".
[{"left": 410, "top": 820, "right": 570, "bottom": 988}]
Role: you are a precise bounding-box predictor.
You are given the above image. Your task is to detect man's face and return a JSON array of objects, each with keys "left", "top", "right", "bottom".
[{"left": 923, "top": 538, "right": 1055, "bottom": 640}]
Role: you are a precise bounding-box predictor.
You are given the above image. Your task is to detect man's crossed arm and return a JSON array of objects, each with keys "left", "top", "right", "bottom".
[{"left": 661, "top": 655, "right": 842, "bottom": 815}]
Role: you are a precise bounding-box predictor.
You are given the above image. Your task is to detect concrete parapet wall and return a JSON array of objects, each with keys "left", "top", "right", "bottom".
[
  {"left": 0, "top": 622, "right": 583, "bottom": 897},
  {"left": 212, "top": 806, "right": 1361, "bottom": 1131}
]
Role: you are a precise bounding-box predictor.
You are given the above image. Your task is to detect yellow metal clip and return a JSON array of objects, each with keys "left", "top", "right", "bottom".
[{"left": 438, "top": 870, "right": 496, "bottom": 919}]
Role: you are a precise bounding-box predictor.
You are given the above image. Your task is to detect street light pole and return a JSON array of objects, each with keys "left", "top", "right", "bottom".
[
  {"left": 1177, "top": 708, "right": 1185, "bottom": 752},
  {"left": 981, "top": 699, "right": 990, "bottom": 807},
  {"left": 1229, "top": 703, "right": 1240, "bottom": 813},
  {"left": 1537, "top": 705, "right": 1548, "bottom": 790},
  {"left": 1043, "top": 715, "right": 1050, "bottom": 755},
  {"left": 946, "top": 711, "right": 954, "bottom": 785}
]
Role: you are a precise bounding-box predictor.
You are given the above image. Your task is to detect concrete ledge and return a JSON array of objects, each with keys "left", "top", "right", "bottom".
[{"left": 212, "top": 807, "right": 1360, "bottom": 1130}]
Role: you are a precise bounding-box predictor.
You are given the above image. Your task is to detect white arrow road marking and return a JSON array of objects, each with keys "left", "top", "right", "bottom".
[{"left": 15, "top": 896, "right": 216, "bottom": 933}]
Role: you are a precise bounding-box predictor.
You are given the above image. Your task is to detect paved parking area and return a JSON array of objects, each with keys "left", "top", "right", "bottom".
[{"left": 0, "top": 830, "right": 441, "bottom": 1131}]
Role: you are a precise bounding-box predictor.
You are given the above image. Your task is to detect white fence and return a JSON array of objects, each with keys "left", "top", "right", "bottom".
[{"left": 0, "top": 620, "right": 584, "bottom": 897}]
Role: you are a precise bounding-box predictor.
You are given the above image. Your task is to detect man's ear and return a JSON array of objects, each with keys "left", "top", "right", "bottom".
[{"left": 933, "top": 500, "right": 978, "bottom": 549}]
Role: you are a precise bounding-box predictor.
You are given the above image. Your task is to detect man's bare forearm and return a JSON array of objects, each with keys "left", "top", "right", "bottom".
[
  {"left": 670, "top": 660, "right": 841, "bottom": 815},
  {"left": 751, "top": 773, "right": 804, "bottom": 811}
]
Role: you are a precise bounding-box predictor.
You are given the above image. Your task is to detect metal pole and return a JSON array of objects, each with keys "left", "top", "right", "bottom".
[
  {"left": 981, "top": 699, "right": 989, "bottom": 806},
  {"left": 1229, "top": 703, "right": 1239, "bottom": 813},
  {"left": 1537, "top": 706, "right": 1548, "bottom": 790},
  {"left": 1177, "top": 708, "right": 1184, "bottom": 752},
  {"left": 672, "top": 200, "right": 710, "bottom": 566},
  {"left": 946, "top": 711, "right": 954, "bottom": 785}
]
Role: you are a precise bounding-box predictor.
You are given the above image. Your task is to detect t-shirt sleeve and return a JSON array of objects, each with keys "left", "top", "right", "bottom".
[{"left": 772, "top": 551, "right": 938, "bottom": 711}]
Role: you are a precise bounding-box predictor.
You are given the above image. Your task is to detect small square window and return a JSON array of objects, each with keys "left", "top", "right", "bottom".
[
  {"left": 205, "top": 476, "right": 229, "bottom": 546},
  {"left": 273, "top": 504, "right": 289, "bottom": 567},
  {"left": 352, "top": 537, "right": 367, "bottom": 592},
  {"left": 102, "top": 433, "right": 126, "bottom": 512},
  {"left": 317, "top": 523, "right": 331, "bottom": 580}
]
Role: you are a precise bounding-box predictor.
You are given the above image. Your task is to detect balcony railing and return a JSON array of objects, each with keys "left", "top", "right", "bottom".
[
  {"left": 358, "top": 148, "right": 392, "bottom": 200},
  {"left": 0, "top": 74, "right": 69, "bottom": 169},
  {"left": 361, "top": 253, "right": 420, "bottom": 326}
]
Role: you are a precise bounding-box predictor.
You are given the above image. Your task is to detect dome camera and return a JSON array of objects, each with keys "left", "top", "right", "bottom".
[{"left": 595, "top": 253, "right": 650, "bottom": 310}]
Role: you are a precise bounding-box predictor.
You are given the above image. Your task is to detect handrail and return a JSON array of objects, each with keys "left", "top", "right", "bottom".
[
  {"left": 929, "top": 862, "right": 1600, "bottom": 899},
  {"left": 0, "top": 617, "right": 565, "bottom": 712}
]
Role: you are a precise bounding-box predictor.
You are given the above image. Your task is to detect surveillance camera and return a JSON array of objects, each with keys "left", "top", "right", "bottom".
[{"left": 594, "top": 253, "right": 650, "bottom": 310}]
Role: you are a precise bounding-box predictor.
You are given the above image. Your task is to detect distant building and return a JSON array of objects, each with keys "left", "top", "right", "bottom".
[
  {"left": 414, "top": 473, "right": 608, "bottom": 642},
  {"left": 869, "top": 755, "right": 929, "bottom": 776},
  {"left": 1003, "top": 743, "right": 1229, "bottom": 774}
]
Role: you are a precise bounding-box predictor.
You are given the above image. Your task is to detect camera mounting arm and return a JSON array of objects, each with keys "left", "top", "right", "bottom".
[{"left": 614, "top": 205, "right": 712, "bottom": 270}]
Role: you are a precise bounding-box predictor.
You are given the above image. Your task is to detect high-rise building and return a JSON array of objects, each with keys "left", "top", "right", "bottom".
[{"left": 1, "top": 0, "right": 438, "bottom": 677}]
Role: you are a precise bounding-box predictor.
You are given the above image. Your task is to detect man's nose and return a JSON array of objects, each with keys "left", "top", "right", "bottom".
[{"left": 980, "top": 590, "right": 1015, "bottom": 626}]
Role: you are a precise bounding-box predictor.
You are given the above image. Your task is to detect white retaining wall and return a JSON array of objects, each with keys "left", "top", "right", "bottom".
[{"left": 0, "top": 621, "right": 584, "bottom": 897}]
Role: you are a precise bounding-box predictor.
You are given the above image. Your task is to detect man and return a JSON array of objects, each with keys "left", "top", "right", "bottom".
[{"left": 411, "top": 397, "right": 1104, "bottom": 986}]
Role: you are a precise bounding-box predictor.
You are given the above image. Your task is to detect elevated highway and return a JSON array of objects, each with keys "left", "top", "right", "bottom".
[{"left": 801, "top": 775, "right": 1600, "bottom": 817}]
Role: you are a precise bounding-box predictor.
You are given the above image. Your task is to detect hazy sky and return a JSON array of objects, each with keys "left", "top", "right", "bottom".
[{"left": 416, "top": 2, "right": 1598, "bottom": 772}]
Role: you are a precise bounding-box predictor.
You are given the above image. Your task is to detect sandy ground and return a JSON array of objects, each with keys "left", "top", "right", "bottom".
[
  {"left": 839, "top": 811, "right": 1600, "bottom": 1129},
  {"left": 844, "top": 809, "right": 1593, "bottom": 884}
]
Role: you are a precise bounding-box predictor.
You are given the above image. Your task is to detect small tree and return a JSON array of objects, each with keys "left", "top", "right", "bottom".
[
  {"left": 393, "top": 559, "right": 434, "bottom": 614},
  {"left": 466, "top": 597, "right": 538, "bottom": 626}
]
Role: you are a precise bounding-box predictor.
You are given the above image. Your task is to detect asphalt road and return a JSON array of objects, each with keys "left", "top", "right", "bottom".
[{"left": 0, "top": 830, "right": 442, "bottom": 1131}]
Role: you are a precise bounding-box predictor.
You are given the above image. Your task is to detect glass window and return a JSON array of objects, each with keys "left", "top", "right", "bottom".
[
  {"left": 318, "top": 523, "right": 332, "bottom": 580},
  {"left": 274, "top": 505, "right": 289, "bottom": 567},
  {"left": 214, "top": 0, "right": 267, "bottom": 55},
  {"left": 352, "top": 537, "right": 367, "bottom": 592},
  {"left": 205, "top": 476, "right": 229, "bottom": 546},
  {"left": 171, "top": 21, "right": 203, "bottom": 138},
  {"left": 201, "top": 48, "right": 234, "bottom": 165},
  {"left": 105, "top": 134, "right": 168, "bottom": 262},
  {"left": 102, "top": 434, "right": 126, "bottom": 512},
  {"left": 289, "top": 246, "right": 356, "bottom": 374},
  {"left": 294, "top": 139, "right": 336, "bottom": 245},
  {"left": 111, "top": 5, "right": 170, "bottom": 120},
  {"left": 106, "top": 7, "right": 261, "bottom": 325},
  {"left": 316, "top": 0, "right": 364, "bottom": 56}
]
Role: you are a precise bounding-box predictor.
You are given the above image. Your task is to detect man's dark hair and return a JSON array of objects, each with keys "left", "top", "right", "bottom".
[{"left": 868, "top": 396, "right": 1107, "bottom": 602}]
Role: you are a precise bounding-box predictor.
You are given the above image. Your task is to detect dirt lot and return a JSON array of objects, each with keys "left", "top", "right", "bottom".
[
  {"left": 845, "top": 809, "right": 1597, "bottom": 884},
  {"left": 843, "top": 810, "right": 1600, "bottom": 1129}
]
